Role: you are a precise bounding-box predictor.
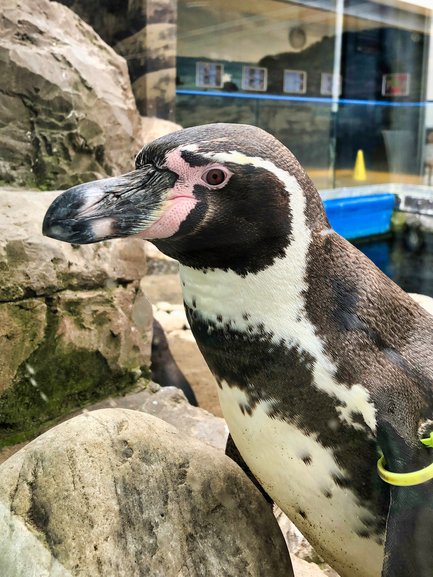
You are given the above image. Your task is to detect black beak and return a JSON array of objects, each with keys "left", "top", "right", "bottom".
[{"left": 42, "top": 166, "right": 177, "bottom": 244}]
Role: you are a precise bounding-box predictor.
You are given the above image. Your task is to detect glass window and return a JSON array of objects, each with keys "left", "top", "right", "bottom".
[{"left": 176, "top": 0, "right": 433, "bottom": 190}]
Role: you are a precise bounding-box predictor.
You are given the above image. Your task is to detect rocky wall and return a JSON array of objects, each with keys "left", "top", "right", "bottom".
[
  {"left": 0, "top": 189, "right": 152, "bottom": 449},
  {"left": 55, "top": 0, "right": 177, "bottom": 120},
  {"left": 0, "top": 0, "right": 180, "bottom": 189}
]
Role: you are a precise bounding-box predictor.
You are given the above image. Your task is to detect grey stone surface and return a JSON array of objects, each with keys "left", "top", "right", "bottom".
[
  {"left": 0, "top": 0, "right": 180, "bottom": 188},
  {"left": 275, "top": 508, "right": 339, "bottom": 576},
  {"left": 88, "top": 386, "right": 228, "bottom": 450},
  {"left": 0, "top": 0, "right": 141, "bottom": 188},
  {"left": 0, "top": 409, "right": 293, "bottom": 577},
  {"left": 0, "top": 188, "right": 152, "bottom": 447},
  {"left": 140, "top": 116, "right": 181, "bottom": 146},
  {"left": 292, "top": 557, "right": 335, "bottom": 577},
  {"left": 0, "top": 189, "right": 147, "bottom": 301},
  {"left": 55, "top": 0, "right": 178, "bottom": 120},
  {"left": 0, "top": 283, "right": 152, "bottom": 445},
  {"left": 137, "top": 387, "right": 227, "bottom": 448}
]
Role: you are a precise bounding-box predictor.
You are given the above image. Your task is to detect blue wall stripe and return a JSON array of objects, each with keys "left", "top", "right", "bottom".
[{"left": 176, "top": 88, "right": 430, "bottom": 108}]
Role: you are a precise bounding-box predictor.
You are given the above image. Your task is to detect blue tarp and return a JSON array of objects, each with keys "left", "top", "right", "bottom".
[{"left": 323, "top": 193, "right": 395, "bottom": 240}]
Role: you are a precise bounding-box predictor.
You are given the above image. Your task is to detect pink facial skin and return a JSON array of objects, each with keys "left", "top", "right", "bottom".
[{"left": 136, "top": 148, "right": 232, "bottom": 240}]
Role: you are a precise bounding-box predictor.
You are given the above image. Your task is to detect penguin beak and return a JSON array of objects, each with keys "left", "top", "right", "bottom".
[{"left": 42, "top": 167, "right": 177, "bottom": 244}]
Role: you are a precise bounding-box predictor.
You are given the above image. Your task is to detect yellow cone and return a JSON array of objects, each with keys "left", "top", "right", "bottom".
[{"left": 353, "top": 149, "right": 367, "bottom": 181}]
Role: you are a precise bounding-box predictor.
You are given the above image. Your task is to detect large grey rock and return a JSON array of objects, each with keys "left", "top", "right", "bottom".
[
  {"left": 0, "top": 409, "right": 293, "bottom": 577},
  {"left": 54, "top": 0, "right": 178, "bottom": 119},
  {"left": 0, "top": 0, "right": 141, "bottom": 188},
  {"left": 0, "top": 0, "right": 179, "bottom": 188},
  {"left": 87, "top": 386, "right": 228, "bottom": 450}
]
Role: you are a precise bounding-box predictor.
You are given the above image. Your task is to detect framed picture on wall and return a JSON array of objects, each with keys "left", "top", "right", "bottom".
[
  {"left": 283, "top": 70, "right": 307, "bottom": 94},
  {"left": 196, "top": 62, "right": 224, "bottom": 88},
  {"left": 320, "top": 73, "right": 342, "bottom": 96},
  {"left": 382, "top": 73, "right": 410, "bottom": 97},
  {"left": 242, "top": 66, "right": 268, "bottom": 92}
]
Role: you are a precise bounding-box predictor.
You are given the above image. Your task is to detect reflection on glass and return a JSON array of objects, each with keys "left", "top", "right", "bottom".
[
  {"left": 195, "top": 62, "right": 224, "bottom": 88},
  {"left": 320, "top": 73, "right": 341, "bottom": 96},
  {"left": 283, "top": 70, "right": 307, "bottom": 94},
  {"left": 382, "top": 73, "right": 411, "bottom": 97},
  {"left": 242, "top": 66, "right": 268, "bottom": 92},
  {"left": 177, "top": 0, "right": 432, "bottom": 191}
]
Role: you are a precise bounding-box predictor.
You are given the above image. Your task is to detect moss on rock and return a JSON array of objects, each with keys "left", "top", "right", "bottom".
[
  {"left": 0, "top": 300, "right": 47, "bottom": 394},
  {"left": 0, "top": 288, "right": 151, "bottom": 449}
]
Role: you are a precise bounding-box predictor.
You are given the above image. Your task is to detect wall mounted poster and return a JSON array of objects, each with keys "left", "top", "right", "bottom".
[
  {"left": 242, "top": 66, "right": 268, "bottom": 91},
  {"left": 283, "top": 70, "right": 307, "bottom": 94},
  {"left": 320, "top": 73, "right": 342, "bottom": 96},
  {"left": 382, "top": 73, "right": 410, "bottom": 96},
  {"left": 196, "top": 62, "right": 224, "bottom": 88}
]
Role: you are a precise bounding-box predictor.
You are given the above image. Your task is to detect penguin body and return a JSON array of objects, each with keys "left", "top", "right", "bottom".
[
  {"left": 179, "top": 255, "right": 386, "bottom": 577},
  {"left": 43, "top": 123, "right": 433, "bottom": 577}
]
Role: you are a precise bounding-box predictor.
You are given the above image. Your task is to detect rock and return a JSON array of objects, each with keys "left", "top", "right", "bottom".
[
  {"left": 150, "top": 320, "right": 198, "bottom": 405},
  {"left": 141, "top": 273, "right": 222, "bottom": 416},
  {"left": 144, "top": 240, "right": 179, "bottom": 274},
  {"left": 55, "top": 0, "right": 178, "bottom": 120},
  {"left": 292, "top": 557, "right": 333, "bottom": 577},
  {"left": 153, "top": 308, "right": 172, "bottom": 327},
  {"left": 155, "top": 301, "right": 183, "bottom": 313},
  {"left": 0, "top": 0, "right": 139, "bottom": 188},
  {"left": 0, "top": 188, "right": 153, "bottom": 448},
  {"left": 133, "top": 68, "right": 176, "bottom": 119},
  {"left": 0, "top": 284, "right": 152, "bottom": 447},
  {"left": 0, "top": 299, "right": 47, "bottom": 393},
  {"left": 139, "top": 387, "right": 227, "bottom": 449},
  {"left": 170, "top": 329, "right": 196, "bottom": 342},
  {"left": 140, "top": 116, "right": 181, "bottom": 145},
  {"left": 153, "top": 307, "right": 189, "bottom": 332},
  {"left": 55, "top": 286, "right": 151, "bottom": 372},
  {"left": 0, "top": 189, "right": 147, "bottom": 301},
  {"left": 84, "top": 386, "right": 226, "bottom": 450},
  {"left": 275, "top": 508, "right": 331, "bottom": 567},
  {"left": 0, "top": 409, "right": 293, "bottom": 577},
  {"left": 0, "top": 0, "right": 180, "bottom": 189}
]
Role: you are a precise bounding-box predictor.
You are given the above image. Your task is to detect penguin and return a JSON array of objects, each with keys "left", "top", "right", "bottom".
[
  {"left": 43, "top": 123, "right": 433, "bottom": 577},
  {"left": 151, "top": 318, "right": 198, "bottom": 406}
]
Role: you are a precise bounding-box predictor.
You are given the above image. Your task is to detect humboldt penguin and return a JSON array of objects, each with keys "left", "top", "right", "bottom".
[{"left": 43, "top": 123, "right": 433, "bottom": 577}]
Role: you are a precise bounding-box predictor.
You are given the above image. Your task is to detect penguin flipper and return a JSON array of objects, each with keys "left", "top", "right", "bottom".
[
  {"left": 225, "top": 434, "right": 274, "bottom": 506},
  {"left": 379, "top": 422, "right": 433, "bottom": 577},
  {"left": 382, "top": 484, "right": 433, "bottom": 577}
]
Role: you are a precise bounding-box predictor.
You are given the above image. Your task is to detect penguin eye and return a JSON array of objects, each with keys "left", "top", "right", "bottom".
[{"left": 203, "top": 168, "right": 227, "bottom": 187}]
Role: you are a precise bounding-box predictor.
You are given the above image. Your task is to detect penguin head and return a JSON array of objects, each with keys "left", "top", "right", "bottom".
[{"left": 43, "top": 123, "right": 328, "bottom": 273}]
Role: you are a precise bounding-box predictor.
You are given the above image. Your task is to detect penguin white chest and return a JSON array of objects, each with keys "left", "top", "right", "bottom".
[
  {"left": 217, "top": 381, "right": 384, "bottom": 577},
  {"left": 179, "top": 255, "right": 382, "bottom": 577}
]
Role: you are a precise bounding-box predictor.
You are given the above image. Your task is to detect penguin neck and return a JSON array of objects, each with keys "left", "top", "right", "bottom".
[{"left": 179, "top": 232, "right": 312, "bottom": 344}]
